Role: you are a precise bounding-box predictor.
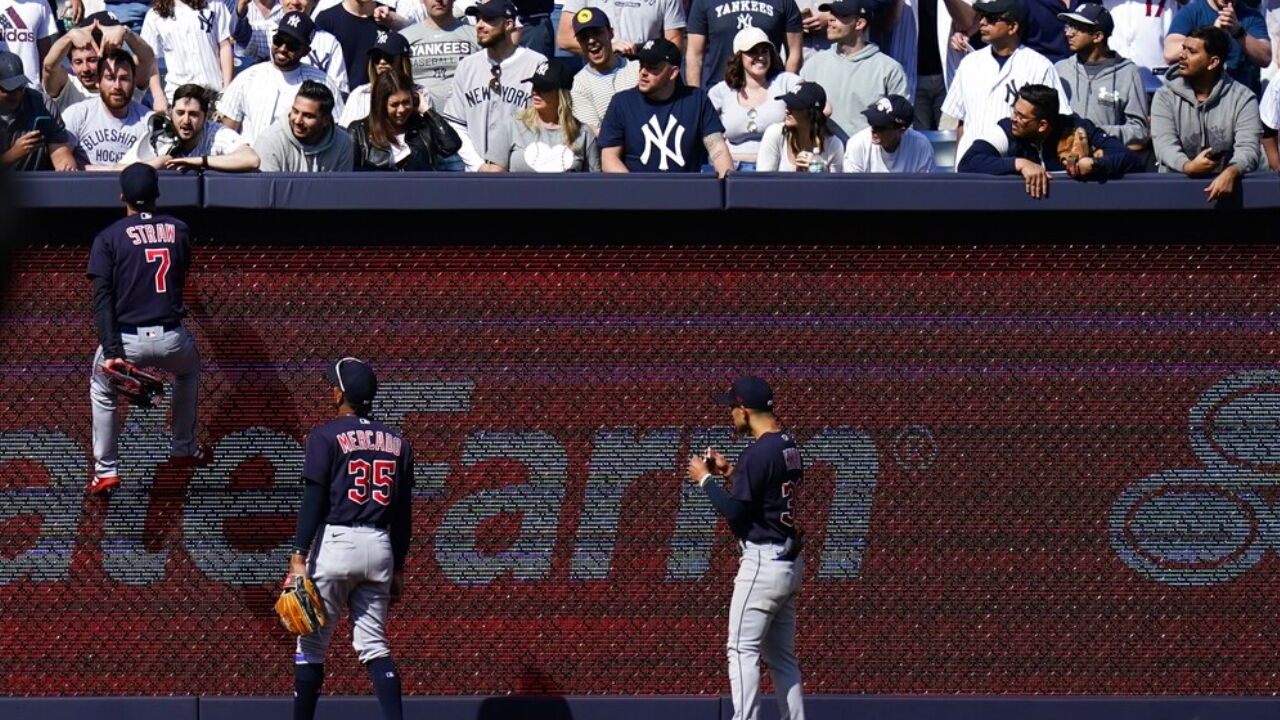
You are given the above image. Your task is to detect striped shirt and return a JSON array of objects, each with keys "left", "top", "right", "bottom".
[
  {"left": 233, "top": 3, "right": 351, "bottom": 95},
  {"left": 218, "top": 61, "right": 343, "bottom": 143},
  {"left": 142, "top": 1, "right": 233, "bottom": 97},
  {"left": 570, "top": 55, "right": 639, "bottom": 130}
]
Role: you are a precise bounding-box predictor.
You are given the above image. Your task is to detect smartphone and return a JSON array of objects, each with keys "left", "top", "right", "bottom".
[{"left": 31, "top": 115, "right": 54, "bottom": 139}]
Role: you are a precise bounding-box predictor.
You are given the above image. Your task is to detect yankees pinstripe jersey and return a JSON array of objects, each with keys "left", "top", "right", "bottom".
[
  {"left": 441, "top": 46, "right": 546, "bottom": 158},
  {"left": 218, "top": 62, "right": 343, "bottom": 144},
  {"left": 141, "top": 0, "right": 233, "bottom": 97},
  {"left": 941, "top": 44, "right": 1069, "bottom": 167},
  {"left": 0, "top": 0, "right": 57, "bottom": 88}
]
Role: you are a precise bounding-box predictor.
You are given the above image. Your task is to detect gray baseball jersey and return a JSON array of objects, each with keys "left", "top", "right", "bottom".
[
  {"left": 141, "top": 0, "right": 233, "bottom": 97},
  {"left": 401, "top": 18, "right": 477, "bottom": 113},
  {"left": 63, "top": 98, "right": 153, "bottom": 166},
  {"left": 442, "top": 46, "right": 547, "bottom": 157},
  {"left": 218, "top": 62, "right": 343, "bottom": 145}
]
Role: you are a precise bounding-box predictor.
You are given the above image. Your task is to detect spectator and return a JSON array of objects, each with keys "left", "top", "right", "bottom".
[
  {"left": 1164, "top": 0, "right": 1270, "bottom": 93},
  {"left": 844, "top": 93, "right": 936, "bottom": 171},
  {"left": 231, "top": 0, "right": 283, "bottom": 69},
  {"left": 685, "top": 0, "right": 803, "bottom": 88},
  {"left": 599, "top": 37, "right": 732, "bottom": 174},
  {"left": 707, "top": 27, "right": 802, "bottom": 170},
  {"left": 480, "top": 60, "right": 600, "bottom": 170},
  {"left": 757, "top": 80, "right": 845, "bottom": 170},
  {"left": 882, "top": 0, "right": 980, "bottom": 130},
  {"left": 255, "top": 79, "right": 356, "bottom": 169},
  {"left": 512, "top": 0, "right": 556, "bottom": 60},
  {"left": 316, "top": 0, "right": 390, "bottom": 87},
  {"left": 442, "top": 0, "right": 548, "bottom": 170},
  {"left": 556, "top": 0, "right": 686, "bottom": 58},
  {"left": 958, "top": 83, "right": 1142, "bottom": 195},
  {"left": 1021, "top": 0, "right": 1076, "bottom": 61},
  {"left": 43, "top": 13, "right": 156, "bottom": 116},
  {"left": 1152, "top": 25, "right": 1261, "bottom": 199},
  {"left": 141, "top": 0, "right": 233, "bottom": 107},
  {"left": 395, "top": 0, "right": 478, "bottom": 112},
  {"left": 941, "top": 0, "right": 1069, "bottom": 165},
  {"left": 1055, "top": 3, "right": 1149, "bottom": 147},
  {"left": 0, "top": 0, "right": 57, "bottom": 89},
  {"left": 119, "top": 83, "right": 260, "bottom": 170},
  {"left": 796, "top": 0, "right": 832, "bottom": 60},
  {"left": 800, "top": 0, "right": 908, "bottom": 135},
  {"left": 0, "top": 50, "right": 77, "bottom": 171},
  {"left": 339, "top": 28, "right": 424, "bottom": 125},
  {"left": 350, "top": 69, "right": 465, "bottom": 168},
  {"left": 63, "top": 49, "right": 153, "bottom": 168},
  {"left": 569, "top": 6, "right": 639, "bottom": 135},
  {"left": 274, "top": 0, "right": 351, "bottom": 95},
  {"left": 219, "top": 12, "right": 344, "bottom": 144},
  {"left": 1262, "top": 77, "right": 1278, "bottom": 169},
  {"left": 1104, "top": 0, "right": 1183, "bottom": 75}
]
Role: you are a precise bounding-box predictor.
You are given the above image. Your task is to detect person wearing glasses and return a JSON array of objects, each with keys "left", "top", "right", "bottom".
[
  {"left": 220, "top": 11, "right": 346, "bottom": 143},
  {"left": 939, "top": 0, "right": 1068, "bottom": 165},
  {"left": 442, "top": 0, "right": 548, "bottom": 169},
  {"left": 707, "top": 28, "right": 801, "bottom": 171},
  {"left": 799, "top": 0, "right": 908, "bottom": 136}
]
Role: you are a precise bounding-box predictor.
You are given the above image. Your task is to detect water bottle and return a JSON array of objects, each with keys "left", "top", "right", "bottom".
[
  {"left": 807, "top": 145, "right": 824, "bottom": 173},
  {"left": 59, "top": 2, "right": 76, "bottom": 33}
]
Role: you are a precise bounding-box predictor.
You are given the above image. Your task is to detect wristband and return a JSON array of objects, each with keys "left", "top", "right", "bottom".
[{"left": 698, "top": 473, "right": 713, "bottom": 488}]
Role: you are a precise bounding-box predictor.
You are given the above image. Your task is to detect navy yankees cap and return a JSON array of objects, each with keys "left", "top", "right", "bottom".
[
  {"left": 817, "top": 0, "right": 870, "bottom": 18},
  {"left": 974, "top": 0, "right": 1028, "bottom": 24},
  {"left": 863, "top": 94, "right": 913, "bottom": 128},
  {"left": 571, "top": 6, "right": 611, "bottom": 34},
  {"left": 276, "top": 11, "right": 316, "bottom": 45},
  {"left": 525, "top": 61, "right": 575, "bottom": 91},
  {"left": 120, "top": 163, "right": 160, "bottom": 207},
  {"left": 777, "top": 81, "right": 826, "bottom": 112},
  {"left": 0, "top": 51, "right": 25, "bottom": 92},
  {"left": 636, "top": 38, "right": 681, "bottom": 66},
  {"left": 77, "top": 10, "right": 122, "bottom": 28},
  {"left": 1058, "top": 3, "right": 1114, "bottom": 36},
  {"left": 369, "top": 27, "right": 410, "bottom": 57},
  {"left": 327, "top": 357, "right": 378, "bottom": 409},
  {"left": 466, "top": 0, "right": 518, "bottom": 20},
  {"left": 713, "top": 376, "right": 775, "bottom": 411}
]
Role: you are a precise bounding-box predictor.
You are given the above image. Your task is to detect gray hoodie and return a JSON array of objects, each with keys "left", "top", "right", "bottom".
[
  {"left": 1054, "top": 53, "right": 1149, "bottom": 146},
  {"left": 1151, "top": 73, "right": 1262, "bottom": 175},
  {"left": 800, "top": 43, "right": 909, "bottom": 135},
  {"left": 255, "top": 121, "right": 354, "bottom": 172}
]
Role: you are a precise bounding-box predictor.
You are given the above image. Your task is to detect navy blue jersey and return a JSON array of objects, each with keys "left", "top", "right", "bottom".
[
  {"left": 86, "top": 212, "right": 191, "bottom": 327},
  {"left": 729, "top": 431, "right": 802, "bottom": 543},
  {"left": 302, "top": 414, "right": 414, "bottom": 527}
]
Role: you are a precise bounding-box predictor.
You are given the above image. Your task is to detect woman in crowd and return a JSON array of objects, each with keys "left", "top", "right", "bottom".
[
  {"left": 339, "top": 29, "right": 425, "bottom": 127},
  {"left": 481, "top": 61, "right": 600, "bottom": 173},
  {"left": 757, "top": 81, "right": 844, "bottom": 172},
  {"left": 349, "top": 70, "right": 464, "bottom": 170},
  {"left": 707, "top": 28, "right": 802, "bottom": 171}
]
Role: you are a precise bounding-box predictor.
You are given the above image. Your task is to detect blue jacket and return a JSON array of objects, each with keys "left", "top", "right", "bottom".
[{"left": 958, "top": 114, "right": 1144, "bottom": 178}]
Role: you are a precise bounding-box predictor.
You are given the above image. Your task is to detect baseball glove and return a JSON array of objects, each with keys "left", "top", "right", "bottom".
[
  {"left": 100, "top": 360, "right": 165, "bottom": 408},
  {"left": 275, "top": 575, "right": 327, "bottom": 636},
  {"left": 1057, "top": 126, "right": 1104, "bottom": 177}
]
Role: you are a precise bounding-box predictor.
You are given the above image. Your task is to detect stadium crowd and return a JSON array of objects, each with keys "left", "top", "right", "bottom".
[{"left": 2, "top": 0, "right": 1279, "bottom": 195}]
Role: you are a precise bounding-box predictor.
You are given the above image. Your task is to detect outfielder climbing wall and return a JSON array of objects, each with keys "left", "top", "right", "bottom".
[{"left": 2, "top": 244, "right": 1279, "bottom": 696}]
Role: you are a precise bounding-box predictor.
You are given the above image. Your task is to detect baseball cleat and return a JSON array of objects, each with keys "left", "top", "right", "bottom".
[
  {"left": 170, "top": 446, "right": 214, "bottom": 468},
  {"left": 87, "top": 474, "right": 120, "bottom": 495}
]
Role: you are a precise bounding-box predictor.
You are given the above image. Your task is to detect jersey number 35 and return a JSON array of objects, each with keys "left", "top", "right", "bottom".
[{"left": 347, "top": 459, "right": 394, "bottom": 505}]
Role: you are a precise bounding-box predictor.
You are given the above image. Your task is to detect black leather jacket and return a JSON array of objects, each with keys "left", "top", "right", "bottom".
[{"left": 350, "top": 115, "right": 448, "bottom": 171}]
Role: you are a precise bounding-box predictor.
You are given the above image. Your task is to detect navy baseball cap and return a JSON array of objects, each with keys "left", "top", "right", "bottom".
[
  {"left": 466, "top": 0, "right": 518, "bottom": 19},
  {"left": 77, "top": 10, "right": 121, "bottom": 27},
  {"left": 0, "top": 51, "right": 25, "bottom": 92},
  {"left": 1058, "top": 3, "right": 1114, "bottom": 36},
  {"left": 327, "top": 357, "right": 378, "bottom": 409},
  {"left": 974, "top": 0, "right": 1028, "bottom": 24},
  {"left": 777, "top": 81, "right": 826, "bottom": 112},
  {"left": 120, "top": 163, "right": 160, "bottom": 206},
  {"left": 863, "top": 94, "right": 913, "bottom": 128},
  {"left": 369, "top": 27, "right": 410, "bottom": 57},
  {"left": 276, "top": 11, "right": 316, "bottom": 44},
  {"left": 636, "top": 38, "right": 681, "bottom": 66},
  {"left": 572, "top": 6, "right": 611, "bottom": 34},
  {"left": 525, "top": 61, "right": 575, "bottom": 91},
  {"left": 713, "top": 377, "right": 775, "bottom": 411},
  {"left": 817, "top": 0, "right": 870, "bottom": 18}
]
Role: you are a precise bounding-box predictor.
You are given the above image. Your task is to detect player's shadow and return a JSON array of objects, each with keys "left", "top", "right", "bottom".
[{"left": 476, "top": 667, "right": 574, "bottom": 720}]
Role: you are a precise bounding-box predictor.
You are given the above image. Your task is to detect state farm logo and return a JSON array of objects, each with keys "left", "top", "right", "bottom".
[{"left": 1110, "top": 371, "right": 1280, "bottom": 586}]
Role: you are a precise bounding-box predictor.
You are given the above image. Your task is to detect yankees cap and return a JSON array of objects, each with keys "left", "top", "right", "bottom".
[
  {"left": 571, "top": 6, "right": 611, "bottom": 34},
  {"left": 77, "top": 10, "right": 122, "bottom": 28},
  {"left": 466, "top": 0, "right": 519, "bottom": 19},
  {"left": 276, "top": 11, "right": 316, "bottom": 45},
  {"left": 862, "top": 94, "right": 914, "bottom": 128},
  {"left": 369, "top": 27, "right": 410, "bottom": 57},
  {"left": 636, "top": 38, "right": 681, "bottom": 66},
  {"left": 327, "top": 357, "right": 378, "bottom": 409},
  {"left": 525, "top": 61, "right": 575, "bottom": 91},
  {"left": 817, "top": 0, "right": 870, "bottom": 18},
  {"left": 973, "top": 0, "right": 1028, "bottom": 24},
  {"left": 713, "top": 377, "right": 775, "bottom": 411},
  {"left": 120, "top": 163, "right": 160, "bottom": 207},
  {"left": 0, "top": 51, "right": 25, "bottom": 92},
  {"left": 777, "top": 81, "right": 826, "bottom": 112},
  {"left": 1057, "top": 3, "right": 1114, "bottom": 36}
]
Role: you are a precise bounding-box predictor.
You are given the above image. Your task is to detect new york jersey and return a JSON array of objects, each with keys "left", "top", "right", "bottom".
[
  {"left": 86, "top": 212, "right": 192, "bottom": 326},
  {"left": 729, "top": 431, "right": 802, "bottom": 544},
  {"left": 303, "top": 415, "right": 415, "bottom": 528}
]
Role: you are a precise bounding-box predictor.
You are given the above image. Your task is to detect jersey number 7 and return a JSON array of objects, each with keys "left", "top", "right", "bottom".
[
  {"left": 145, "top": 248, "right": 171, "bottom": 293},
  {"left": 347, "top": 459, "right": 395, "bottom": 505}
]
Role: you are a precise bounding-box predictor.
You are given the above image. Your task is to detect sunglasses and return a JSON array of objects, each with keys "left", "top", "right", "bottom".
[
  {"left": 489, "top": 62, "right": 502, "bottom": 92},
  {"left": 639, "top": 61, "right": 669, "bottom": 73},
  {"left": 979, "top": 12, "right": 1013, "bottom": 24},
  {"left": 272, "top": 35, "right": 303, "bottom": 51}
]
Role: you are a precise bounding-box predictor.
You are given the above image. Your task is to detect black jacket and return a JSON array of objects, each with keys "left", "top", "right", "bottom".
[{"left": 350, "top": 113, "right": 456, "bottom": 171}]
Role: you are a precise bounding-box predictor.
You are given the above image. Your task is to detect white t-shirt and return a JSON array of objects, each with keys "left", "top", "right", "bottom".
[
  {"left": 442, "top": 46, "right": 547, "bottom": 159},
  {"left": 707, "top": 72, "right": 801, "bottom": 157},
  {"left": 63, "top": 98, "right": 153, "bottom": 165},
  {"left": 755, "top": 121, "right": 845, "bottom": 171},
  {"left": 218, "top": 61, "right": 343, "bottom": 144},
  {"left": 141, "top": 0, "right": 233, "bottom": 97},
  {"left": 843, "top": 126, "right": 936, "bottom": 172},
  {"left": 0, "top": 0, "right": 57, "bottom": 89},
  {"left": 1262, "top": 0, "right": 1280, "bottom": 84},
  {"left": 1103, "top": 0, "right": 1178, "bottom": 71},
  {"left": 49, "top": 75, "right": 148, "bottom": 116},
  {"left": 1261, "top": 78, "right": 1279, "bottom": 131},
  {"left": 561, "top": 0, "right": 687, "bottom": 47}
]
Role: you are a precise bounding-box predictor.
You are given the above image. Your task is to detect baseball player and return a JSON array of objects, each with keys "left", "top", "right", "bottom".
[
  {"left": 87, "top": 163, "right": 211, "bottom": 495},
  {"left": 289, "top": 357, "right": 414, "bottom": 720},
  {"left": 140, "top": 0, "right": 234, "bottom": 106},
  {"left": 940, "top": 0, "right": 1069, "bottom": 165},
  {"left": 687, "top": 376, "right": 805, "bottom": 720}
]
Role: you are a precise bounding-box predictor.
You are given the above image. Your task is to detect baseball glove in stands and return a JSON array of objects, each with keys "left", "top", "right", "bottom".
[
  {"left": 100, "top": 361, "right": 165, "bottom": 407},
  {"left": 1058, "top": 126, "right": 1104, "bottom": 178},
  {"left": 276, "top": 575, "right": 327, "bottom": 636}
]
